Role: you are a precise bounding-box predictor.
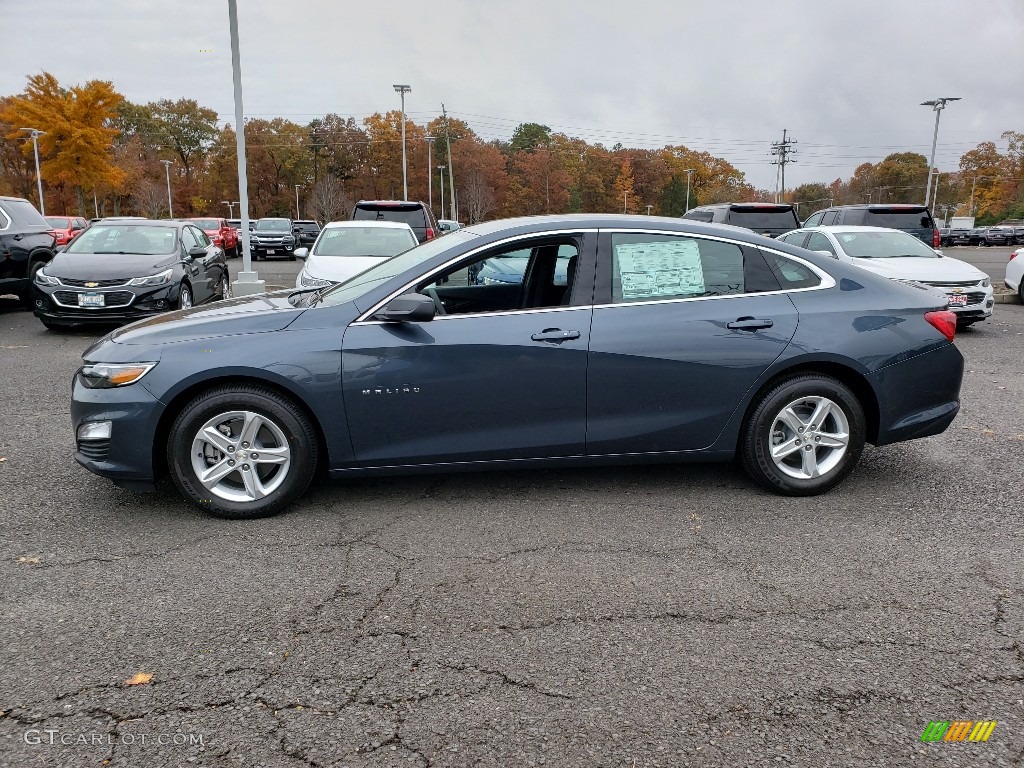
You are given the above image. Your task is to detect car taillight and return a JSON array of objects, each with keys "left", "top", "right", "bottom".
[
  {"left": 925, "top": 310, "right": 957, "bottom": 342},
  {"left": 932, "top": 229, "right": 940, "bottom": 248},
  {"left": 425, "top": 227, "right": 435, "bottom": 240},
  {"left": 1010, "top": 251, "right": 1019, "bottom": 261}
]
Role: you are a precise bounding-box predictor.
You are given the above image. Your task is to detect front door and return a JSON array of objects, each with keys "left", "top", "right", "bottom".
[{"left": 341, "top": 234, "right": 596, "bottom": 466}]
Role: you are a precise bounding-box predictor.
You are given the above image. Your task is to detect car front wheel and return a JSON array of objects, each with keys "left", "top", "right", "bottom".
[
  {"left": 741, "top": 374, "right": 866, "bottom": 496},
  {"left": 167, "top": 385, "right": 319, "bottom": 519}
]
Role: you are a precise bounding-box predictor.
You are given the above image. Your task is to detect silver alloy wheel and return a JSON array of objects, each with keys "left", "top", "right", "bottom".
[
  {"left": 768, "top": 395, "right": 850, "bottom": 480},
  {"left": 190, "top": 410, "right": 291, "bottom": 502},
  {"left": 180, "top": 286, "right": 193, "bottom": 308}
]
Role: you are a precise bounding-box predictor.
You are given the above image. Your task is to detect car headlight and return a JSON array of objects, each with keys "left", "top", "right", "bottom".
[
  {"left": 299, "top": 271, "right": 332, "bottom": 288},
  {"left": 79, "top": 362, "right": 157, "bottom": 389},
  {"left": 34, "top": 269, "right": 61, "bottom": 286},
  {"left": 127, "top": 269, "right": 173, "bottom": 287},
  {"left": 979, "top": 278, "right": 991, "bottom": 288}
]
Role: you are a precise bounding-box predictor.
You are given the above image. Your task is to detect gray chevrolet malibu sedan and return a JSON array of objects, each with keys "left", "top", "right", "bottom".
[{"left": 72, "top": 215, "right": 965, "bottom": 519}]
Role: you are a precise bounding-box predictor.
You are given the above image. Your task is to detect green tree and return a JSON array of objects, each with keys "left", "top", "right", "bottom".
[{"left": 509, "top": 122, "right": 552, "bottom": 154}]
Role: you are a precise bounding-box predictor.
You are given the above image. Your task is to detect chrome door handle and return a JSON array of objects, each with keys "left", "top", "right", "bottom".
[
  {"left": 531, "top": 329, "right": 580, "bottom": 342},
  {"left": 727, "top": 317, "right": 774, "bottom": 331}
]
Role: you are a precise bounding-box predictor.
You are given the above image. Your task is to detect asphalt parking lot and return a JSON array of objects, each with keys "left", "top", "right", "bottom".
[{"left": 1, "top": 250, "right": 1023, "bottom": 768}]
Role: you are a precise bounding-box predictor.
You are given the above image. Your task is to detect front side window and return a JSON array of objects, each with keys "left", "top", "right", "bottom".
[
  {"left": 611, "top": 233, "right": 744, "bottom": 303},
  {"left": 778, "top": 232, "right": 807, "bottom": 247},
  {"left": 803, "top": 212, "right": 825, "bottom": 227},
  {"left": 181, "top": 227, "right": 200, "bottom": 251},
  {"left": 805, "top": 232, "right": 837, "bottom": 256},
  {"left": 418, "top": 240, "right": 580, "bottom": 315},
  {"left": 192, "top": 227, "right": 211, "bottom": 247}
]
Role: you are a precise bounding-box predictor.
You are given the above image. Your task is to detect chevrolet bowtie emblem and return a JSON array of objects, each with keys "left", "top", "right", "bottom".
[{"left": 85, "top": 282, "right": 99, "bottom": 288}]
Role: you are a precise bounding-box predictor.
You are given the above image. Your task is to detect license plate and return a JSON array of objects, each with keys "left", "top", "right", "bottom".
[
  {"left": 78, "top": 293, "right": 105, "bottom": 307},
  {"left": 947, "top": 294, "right": 968, "bottom": 306},
  {"left": 266, "top": 249, "right": 276, "bottom": 255}
]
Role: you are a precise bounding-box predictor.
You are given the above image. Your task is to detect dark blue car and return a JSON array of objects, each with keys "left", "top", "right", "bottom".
[{"left": 71, "top": 215, "right": 965, "bottom": 519}]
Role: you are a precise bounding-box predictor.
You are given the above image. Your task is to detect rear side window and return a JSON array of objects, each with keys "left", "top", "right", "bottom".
[
  {"left": 611, "top": 233, "right": 745, "bottom": 302},
  {"left": 764, "top": 253, "right": 821, "bottom": 289},
  {"left": 3, "top": 198, "right": 48, "bottom": 227},
  {"left": 353, "top": 205, "right": 426, "bottom": 227}
]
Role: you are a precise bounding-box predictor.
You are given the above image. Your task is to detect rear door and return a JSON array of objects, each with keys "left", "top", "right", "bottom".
[{"left": 586, "top": 229, "right": 800, "bottom": 454}]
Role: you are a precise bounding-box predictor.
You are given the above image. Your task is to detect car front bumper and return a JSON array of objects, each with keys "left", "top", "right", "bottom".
[
  {"left": 32, "top": 283, "right": 184, "bottom": 326},
  {"left": 70, "top": 374, "right": 165, "bottom": 491}
]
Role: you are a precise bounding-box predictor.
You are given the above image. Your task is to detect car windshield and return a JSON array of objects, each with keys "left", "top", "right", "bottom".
[
  {"left": 313, "top": 230, "right": 476, "bottom": 307},
  {"left": 192, "top": 219, "right": 220, "bottom": 230},
  {"left": 834, "top": 230, "right": 939, "bottom": 259},
  {"left": 45, "top": 217, "right": 71, "bottom": 228},
  {"left": 256, "top": 218, "right": 290, "bottom": 231},
  {"left": 313, "top": 227, "right": 417, "bottom": 258},
  {"left": 65, "top": 225, "right": 178, "bottom": 255}
]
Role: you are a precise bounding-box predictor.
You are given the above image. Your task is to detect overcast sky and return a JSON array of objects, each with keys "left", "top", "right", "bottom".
[{"left": 4, "top": 0, "right": 1023, "bottom": 191}]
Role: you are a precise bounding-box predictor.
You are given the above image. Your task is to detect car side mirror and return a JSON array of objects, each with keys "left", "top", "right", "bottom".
[
  {"left": 293, "top": 247, "right": 308, "bottom": 259},
  {"left": 188, "top": 246, "right": 207, "bottom": 258},
  {"left": 376, "top": 293, "right": 436, "bottom": 322}
]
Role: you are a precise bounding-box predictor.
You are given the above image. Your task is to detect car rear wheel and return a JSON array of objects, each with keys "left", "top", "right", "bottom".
[
  {"left": 741, "top": 374, "right": 866, "bottom": 496},
  {"left": 167, "top": 385, "right": 319, "bottom": 519}
]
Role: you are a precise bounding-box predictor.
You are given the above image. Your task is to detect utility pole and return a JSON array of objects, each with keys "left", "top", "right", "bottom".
[
  {"left": 161, "top": 159, "right": 173, "bottom": 218},
  {"left": 770, "top": 130, "right": 797, "bottom": 204},
  {"left": 425, "top": 136, "right": 435, "bottom": 212},
  {"left": 441, "top": 103, "right": 457, "bottom": 222},
  {"left": 437, "top": 166, "right": 446, "bottom": 220},
  {"left": 295, "top": 184, "right": 302, "bottom": 219},
  {"left": 20, "top": 128, "right": 46, "bottom": 215},
  {"left": 684, "top": 168, "right": 695, "bottom": 213},
  {"left": 393, "top": 85, "right": 411, "bottom": 201}
]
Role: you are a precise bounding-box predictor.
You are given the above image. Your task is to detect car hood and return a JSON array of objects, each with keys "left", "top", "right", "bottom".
[
  {"left": 305, "top": 254, "right": 389, "bottom": 283},
  {"left": 46, "top": 252, "right": 180, "bottom": 279},
  {"left": 254, "top": 228, "right": 292, "bottom": 235},
  {"left": 850, "top": 256, "right": 986, "bottom": 283},
  {"left": 104, "top": 290, "right": 305, "bottom": 346}
]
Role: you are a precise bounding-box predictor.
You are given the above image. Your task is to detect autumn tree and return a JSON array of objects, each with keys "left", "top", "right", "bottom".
[
  {"left": 146, "top": 98, "right": 219, "bottom": 184},
  {"left": 1, "top": 72, "right": 125, "bottom": 214}
]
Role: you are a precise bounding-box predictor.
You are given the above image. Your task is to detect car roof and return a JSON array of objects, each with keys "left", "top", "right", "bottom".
[
  {"left": 95, "top": 219, "right": 180, "bottom": 228},
  {"left": 323, "top": 220, "right": 415, "bottom": 231},
  {"left": 804, "top": 225, "right": 918, "bottom": 234}
]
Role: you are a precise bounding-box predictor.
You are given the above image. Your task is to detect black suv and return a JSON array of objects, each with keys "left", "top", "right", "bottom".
[
  {"left": 352, "top": 201, "right": 439, "bottom": 243},
  {"left": 250, "top": 217, "right": 296, "bottom": 260},
  {"left": 945, "top": 228, "right": 972, "bottom": 246},
  {"left": 801, "top": 204, "right": 938, "bottom": 247},
  {"left": 292, "top": 220, "right": 321, "bottom": 248},
  {"left": 0, "top": 196, "right": 57, "bottom": 308},
  {"left": 680, "top": 203, "right": 800, "bottom": 238}
]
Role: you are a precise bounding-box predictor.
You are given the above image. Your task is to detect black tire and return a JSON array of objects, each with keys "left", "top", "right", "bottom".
[
  {"left": 177, "top": 283, "right": 193, "bottom": 309},
  {"left": 740, "top": 374, "right": 866, "bottom": 496},
  {"left": 217, "top": 272, "right": 230, "bottom": 301},
  {"left": 288, "top": 252, "right": 296, "bottom": 261},
  {"left": 166, "top": 385, "right": 319, "bottom": 519}
]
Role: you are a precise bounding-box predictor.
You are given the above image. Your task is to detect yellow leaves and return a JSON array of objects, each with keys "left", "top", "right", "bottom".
[{"left": 124, "top": 672, "right": 153, "bottom": 686}]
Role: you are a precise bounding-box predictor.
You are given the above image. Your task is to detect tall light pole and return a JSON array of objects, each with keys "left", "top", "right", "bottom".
[
  {"left": 295, "top": 184, "right": 302, "bottom": 219},
  {"left": 645, "top": 204, "right": 653, "bottom": 215},
  {"left": 425, "top": 136, "right": 436, "bottom": 211},
  {"left": 437, "top": 165, "right": 446, "bottom": 220},
  {"left": 393, "top": 84, "right": 411, "bottom": 201},
  {"left": 921, "top": 97, "right": 960, "bottom": 208},
  {"left": 684, "top": 169, "right": 695, "bottom": 213},
  {"left": 221, "top": 200, "right": 238, "bottom": 218},
  {"left": 228, "top": 0, "right": 264, "bottom": 296},
  {"left": 20, "top": 128, "right": 46, "bottom": 215},
  {"left": 161, "top": 159, "right": 173, "bottom": 218}
]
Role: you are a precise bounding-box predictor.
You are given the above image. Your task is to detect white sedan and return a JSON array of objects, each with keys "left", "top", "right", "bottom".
[
  {"left": 779, "top": 225, "right": 994, "bottom": 327},
  {"left": 1005, "top": 247, "right": 1024, "bottom": 302},
  {"left": 294, "top": 221, "right": 419, "bottom": 289}
]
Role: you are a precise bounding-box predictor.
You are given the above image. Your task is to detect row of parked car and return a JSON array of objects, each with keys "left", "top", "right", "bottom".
[{"left": 940, "top": 225, "right": 1024, "bottom": 247}]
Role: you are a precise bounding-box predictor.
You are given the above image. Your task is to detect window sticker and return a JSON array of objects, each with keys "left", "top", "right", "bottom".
[{"left": 616, "top": 239, "right": 705, "bottom": 299}]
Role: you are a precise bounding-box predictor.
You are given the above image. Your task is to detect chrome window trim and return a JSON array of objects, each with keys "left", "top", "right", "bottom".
[
  {"left": 352, "top": 227, "right": 836, "bottom": 324},
  {"left": 353, "top": 228, "right": 599, "bottom": 323},
  {"left": 51, "top": 290, "right": 137, "bottom": 310},
  {"left": 0, "top": 206, "right": 10, "bottom": 230}
]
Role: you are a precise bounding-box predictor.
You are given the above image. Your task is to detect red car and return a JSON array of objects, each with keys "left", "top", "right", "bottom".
[
  {"left": 186, "top": 217, "right": 239, "bottom": 258},
  {"left": 44, "top": 216, "right": 90, "bottom": 247}
]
